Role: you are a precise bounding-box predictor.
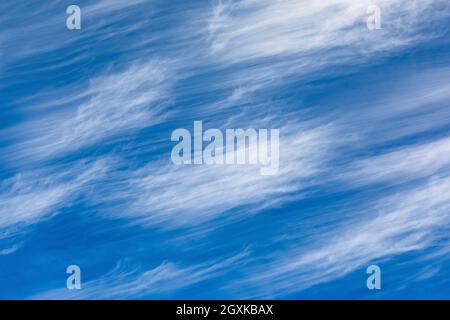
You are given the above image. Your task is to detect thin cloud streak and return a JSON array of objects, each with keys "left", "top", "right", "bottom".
[
  {"left": 238, "top": 176, "right": 450, "bottom": 297},
  {"left": 0, "top": 159, "right": 110, "bottom": 239},
  {"left": 342, "top": 136, "right": 450, "bottom": 187},
  {"left": 34, "top": 250, "right": 249, "bottom": 299},
  {"left": 4, "top": 60, "right": 172, "bottom": 164},
  {"left": 97, "top": 121, "right": 337, "bottom": 228}
]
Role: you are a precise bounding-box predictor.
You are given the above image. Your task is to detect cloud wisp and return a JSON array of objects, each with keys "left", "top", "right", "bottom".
[
  {"left": 4, "top": 60, "right": 172, "bottom": 165},
  {"left": 34, "top": 250, "right": 249, "bottom": 299},
  {"left": 0, "top": 159, "right": 110, "bottom": 240},
  {"left": 95, "top": 121, "right": 337, "bottom": 229},
  {"left": 236, "top": 175, "right": 450, "bottom": 297}
]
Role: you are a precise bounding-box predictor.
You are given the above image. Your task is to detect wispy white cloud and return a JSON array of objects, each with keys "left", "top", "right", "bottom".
[
  {"left": 208, "top": 0, "right": 446, "bottom": 62},
  {"left": 33, "top": 250, "right": 249, "bottom": 299},
  {"left": 84, "top": 0, "right": 149, "bottom": 15},
  {"left": 0, "top": 243, "right": 21, "bottom": 256},
  {"left": 1, "top": 0, "right": 449, "bottom": 299},
  {"left": 231, "top": 64, "right": 450, "bottom": 296},
  {"left": 202, "top": 0, "right": 449, "bottom": 97},
  {"left": 342, "top": 135, "right": 450, "bottom": 186},
  {"left": 5, "top": 60, "right": 172, "bottom": 164},
  {"left": 146, "top": 0, "right": 450, "bottom": 125},
  {"left": 0, "top": 159, "right": 110, "bottom": 238},
  {"left": 0, "top": 57, "right": 173, "bottom": 245},
  {"left": 338, "top": 67, "right": 450, "bottom": 145},
  {"left": 97, "top": 121, "right": 336, "bottom": 228},
  {"left": 0, "top": 0, "right": 153, "bottom": 69},
  {"left": 237, "top": 176, "right": 450, "bottom": 297}
]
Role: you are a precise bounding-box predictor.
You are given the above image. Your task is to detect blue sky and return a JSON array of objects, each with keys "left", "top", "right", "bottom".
[{"left": 1, "top": 0, "right": 450, "bottom": 299}]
